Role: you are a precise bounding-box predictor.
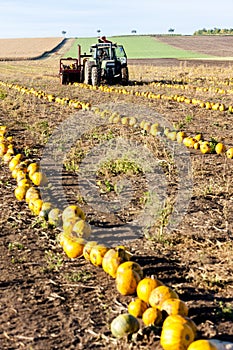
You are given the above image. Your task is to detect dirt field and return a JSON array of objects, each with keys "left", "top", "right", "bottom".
[
  {"left": 0, "top": 37, "right": 232, "bottom": 350},
  {"left": 0, "top": 37, "right": 66, "bottom": 59}
]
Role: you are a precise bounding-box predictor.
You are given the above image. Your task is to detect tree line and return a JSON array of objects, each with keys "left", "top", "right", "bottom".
[{"left": 194, "top": 28, "right": 233, "bottom": 35}]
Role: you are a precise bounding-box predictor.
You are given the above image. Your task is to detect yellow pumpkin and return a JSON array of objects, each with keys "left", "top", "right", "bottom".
[
  {"left": 160, "top": 321, "right": 195, "bottom": 350},
  {"left": 226, "top": 147, "right": 233, "bottom": 159},
  {"left": 200, "top": 141, "right": 211, "bottom": 154},
  {"left": 31, "top": 171, "right": 48, "bottom": 186},
  {"left": 116, "top": 268, "right": 141, "bottom": 296},
  {"left": 25, "top": 187, "right": 40, "bottom": 204},
  {"left": 163, "top": 315, "right": 197, "bottom": 339},
  {"left": 137, "top": 276, "right": 163, "bottom": 303},
  {"left": 215, "top": 143, "right": 226, "bottom": 155},
  {"left": 27, "top": 162, "right": 39, "bottom": 178},
  {"left": 29, "top": 198, "right": 43, "bottom": 216},
  {"left": 89, "top": 245, "right": 109, "bottom": 266},
  {"left": 14, "top": 185, "right": 29, "bottom": 201},
  {"left": 160, "top": 298, "right": 189, "bottom": 317},
  {"left": 149, "top": 285, "right": 179, "bottom": 309},
  {"left": 83, "top": 241, "right": 98, "bottom": 261},
  {"left": 9, "top": 154, "right": 22, "bottom": 172},
  {"left": 62, "top": 236, "right": 86, "bottom": 259},
  {"left": 102, "top": 247, "right": 130, "bottom": 278},
  {"left": 62, "top": 205, "right": 85, "bottom": 221},
  {"left": 72, "top": 219, "right": 92, "bottom": 239},
  {"left": 187, "top": 340, "right": 218, "bottom": 350},
  {"left": 142, "top": 306, "right": 162, "bottom": 326},
  {"left": 128, "top": 298, "right": 147, "bottom": 318},
  {"left": 116, "top": 261, "right": 143, "bottom": 279}
]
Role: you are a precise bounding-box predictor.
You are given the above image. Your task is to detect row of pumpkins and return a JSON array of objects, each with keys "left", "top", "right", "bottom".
[
  {"left": 73, "top": 80, "right": 233, "bottom": 113},
  {"left": 0, "top": 124, "right": 224, "bottom": 349},
  {"left": 1, "top": 80, "right": 233, "bottom": 159},
  {"left": 91, "top": 106, "right": 233, "bottom": 159}
]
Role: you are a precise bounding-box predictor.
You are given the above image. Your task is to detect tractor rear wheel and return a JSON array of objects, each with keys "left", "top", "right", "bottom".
[
  {"left": 121, "top": 67, "right": 129, "bottom": 85},
  {"left": 91, "top": 66, "right": 101, "bottom": 86},
  {"left": 84, "top": 61, "right": 92, "bottom": 84},
  {"left": 60, "top": 73, "right": 67, "bottom": 85}
]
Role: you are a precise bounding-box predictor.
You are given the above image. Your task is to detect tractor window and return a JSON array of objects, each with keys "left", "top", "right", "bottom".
[{"left": 115, "top": 46, "right": 126, "bottom": 59}]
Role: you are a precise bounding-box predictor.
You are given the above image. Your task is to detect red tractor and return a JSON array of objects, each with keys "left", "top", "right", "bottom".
[{"left": 59, "top": 45, "right": 90, "bottom": 85}]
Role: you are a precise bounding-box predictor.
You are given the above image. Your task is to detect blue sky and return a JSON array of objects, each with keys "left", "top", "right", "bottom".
[{"left": 0, "top": 0, "right": 232, "bottom": 38}]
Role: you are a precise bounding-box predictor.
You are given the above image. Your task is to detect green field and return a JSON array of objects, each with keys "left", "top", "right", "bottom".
[{"left": 64, "top": 35, "right": 213, "bottom": 59}]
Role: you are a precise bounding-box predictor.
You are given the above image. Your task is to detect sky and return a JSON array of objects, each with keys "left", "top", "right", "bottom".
[{"left": 0, "top": 0, "right": 233, "bottom": 39}]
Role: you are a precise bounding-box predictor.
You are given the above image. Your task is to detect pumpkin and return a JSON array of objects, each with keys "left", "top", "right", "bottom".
[
  {"left": 29, "top": 198, "right": 43, "bottom": 216},
  {"left": 0, "top": 141, "right": 7, "bottom": 156},
  {"left": 25, "top": 187, "right": 40, "bottom": 204},
  {"left": 31, "top": 171, "right": 48, "bottom": 187},
  {"left": 48, "top": 208, "right": 62, "bottom": 227},
  {"left": 89, "top": 245, "right": 109, "bottom": 266},
  {"left": 149, "top": 285, "right": 179, "bottom": 309},
  {"left": 110, "top": 313, "right": 139, "bottom": 338},
  {"left": 215, "top": 143, "right": 226, "bottom": 155},
  {"left": 128, "top": 298, "right": 147, "bottom": 318},
  {"left": 137, "top": 276, "right": 163, "bottom": 303},
  {"left": 116, "top": 261, "right": 143, "bottom": 279},
  {"left": 102, "top": 247, "right": 130, "bottom": 278},
  {"left": 62, "top": 236, "right": 86, "bottom": 259},
  {"left": 72, "top": 219, "right": 92, "bottom": 239},
  {"left": 160, "top": 321, "right": 195, "bottom": 350},
  {"left": 9, "top": 154, "right": 22, "bottom": 172},
  {"left": 142, "top": 306, "right": 162, "bottom": 326},
  {"left": 14, "top": 185, "right": 29, "bottom": 201},
  {"left": 62, "top": 216, "right": 80, "bottom": 233},
  {"left": 27, "top": 162, "right": 39, "bottom": 178},
  {"left": 163, "top": 315, "right": 197, "bottom": 339},
  {"left": 39, "top": 202, "right": 53, "bottom": 220},
  {"left": 116, "top": 268, "right": 141, "bottom": 296},
  {"left": 226, "top": 147, "right": 233, "bottom": 159},
  {"left": 187, "top": 340, "right": 218, "bottom": 350},
  {"left": 83, "top": 241, "right": 98, "bottom": 261},
  {"left": 62, "top": 205, "right": 85, "bottom": 221},
  {"left": 160, "top": 298, "right": 189, "bottom": 317}
]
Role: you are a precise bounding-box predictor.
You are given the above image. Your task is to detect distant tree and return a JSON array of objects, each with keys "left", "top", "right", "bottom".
[{"left": 168, "top": 28, "right": 175, "bottom": 33}]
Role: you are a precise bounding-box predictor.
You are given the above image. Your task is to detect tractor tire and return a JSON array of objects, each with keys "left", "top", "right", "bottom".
[
  {"left": 84, "top": 61, "right": 92, "bottom": 85},
  {"left": 121, "top": 67, "right": 129, "bottom": 85},
  {"left": 91, "top": 66, "right": 101, "bottom": 86}
]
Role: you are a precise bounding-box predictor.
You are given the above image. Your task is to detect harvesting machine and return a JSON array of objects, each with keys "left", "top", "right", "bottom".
[{"left": 59, "top": 37, "right": 129, "bottom": 86}]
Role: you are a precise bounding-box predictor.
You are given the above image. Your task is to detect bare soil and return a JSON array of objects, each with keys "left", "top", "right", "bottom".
[{"left": 0, "top": 38, "right": 232, "bottom": 350}]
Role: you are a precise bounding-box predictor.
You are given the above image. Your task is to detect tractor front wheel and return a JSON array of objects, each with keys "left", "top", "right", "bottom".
[{"left": 121, "top": 67, "right": 129, "bottom": 85}]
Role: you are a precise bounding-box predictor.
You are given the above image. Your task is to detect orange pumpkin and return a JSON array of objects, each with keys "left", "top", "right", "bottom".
[
  {"left": 62, "top": 236, "right": 86, "bottom": 259},
  {"left": 163, "top": 315, "right": 197, "bottom": 339},
  {"left": 102, "top": 247, "right": 130, "bottom": 278},
  {"left": 149, "top": 285, "right": 179, "bottom": 309},
  {"left": 128, "top": 298, "right": 147, "bottom": 318},
  {"left": 83, "top": 241, "right": 98, "bottom": 261},
  {"left": 137, "top": 276, "right": 163, "bottom": 303},
  {"left": 89, "top": 245, "right": 109, "bottom": 266},
  {"left": 160, "top": 321, "right": 195, "bottom": 350},
  {"left": 142, "top": 306, "right": 162, "bottom": 326},
  {"left": 160, "top": 298, "right": 189, "bottom": 317},
  {"left": 116, "top": 268, "right": 141, "bottom": 295},
  {"left": 116, "top": 261, "right": 143, "bottom": 279}
]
